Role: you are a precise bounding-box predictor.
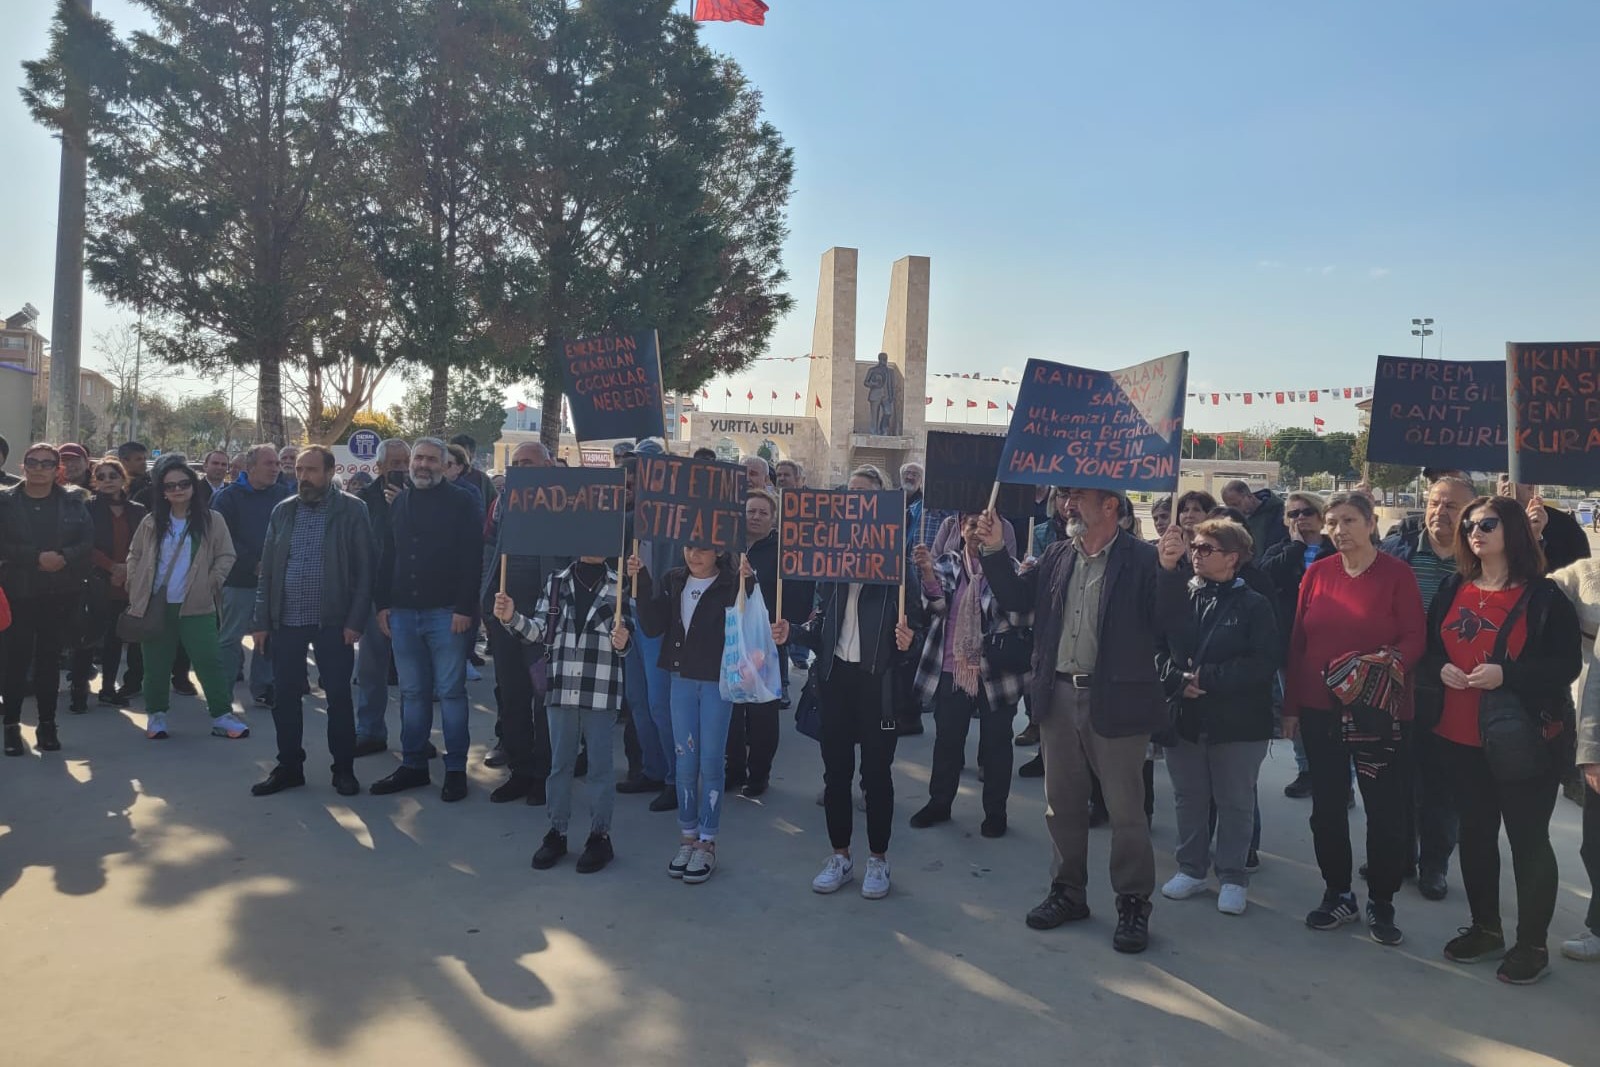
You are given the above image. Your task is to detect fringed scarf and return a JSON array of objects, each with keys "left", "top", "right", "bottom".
[
  {"left": 952, "top": 554, "right": 986, "bottom": 696},
  {"left": 1325, "top": 646, "right": 1407, "bottom": 778}
]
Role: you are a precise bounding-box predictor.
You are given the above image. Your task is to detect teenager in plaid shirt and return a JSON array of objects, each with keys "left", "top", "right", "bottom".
[{"left": 493, "top": 552, "right": 630, "bottom": 874}]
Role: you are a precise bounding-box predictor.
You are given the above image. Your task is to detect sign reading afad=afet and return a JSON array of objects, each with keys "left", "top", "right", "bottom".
[
  {"left": 1508, "top": 342, "right": 1600, "bottom": 485},
  {"left": 499, "top": 466, "right": 628, "bottom": 560},
  {"left": 997, "top": 352, "right": 1188, "bottom": 493},
  {"left": 633, "top": 454, "right": 747, "bottom": 552},
  {"left": 1367, "top": 355, "right": 1507, "bottom": 470},
  {"left": 560, "top": 330, "right": 667, "bottom": 443},
  {"left": 780, "top": 488, "right": 905, "bottom": 585}
]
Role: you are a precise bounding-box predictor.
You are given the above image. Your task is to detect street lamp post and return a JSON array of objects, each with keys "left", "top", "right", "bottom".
[{"left": 1411, "top": 317, "right": 1434, "bottom": 359}]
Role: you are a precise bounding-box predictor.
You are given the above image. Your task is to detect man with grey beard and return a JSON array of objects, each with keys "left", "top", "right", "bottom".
[{"left": 249, "top": 445, "right": 373, "bottom": 797}]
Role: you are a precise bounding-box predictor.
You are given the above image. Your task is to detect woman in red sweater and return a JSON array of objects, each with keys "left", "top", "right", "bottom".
[{"left": 1284, "top": 492, "right": 1425, "bottom": 947}]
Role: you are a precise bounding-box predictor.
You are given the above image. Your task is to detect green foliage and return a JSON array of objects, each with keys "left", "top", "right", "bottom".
[
  {"left": 1349, "top": 428, "right": 1418, "bottom": 490},
  {"left": 334, "top": 409, "right": 403, "bottom": 444},
  {"left": 390, "top": 374, "right": 506, "bottom": 451}
]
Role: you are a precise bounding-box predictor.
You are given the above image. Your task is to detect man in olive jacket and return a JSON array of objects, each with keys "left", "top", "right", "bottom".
[
  {"left": 249, "top": 446, "right": 373, "bottom": 797},
  {"left": 979, "top": 487, "right": 1166, "bottom": 954}
]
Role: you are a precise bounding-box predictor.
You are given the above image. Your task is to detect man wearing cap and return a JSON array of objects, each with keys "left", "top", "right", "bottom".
[
  {"left": 978, "top": 486, "right": 1169, "bottom": 953},
  {"left": 58, "top": 444, "right": 92, "bottom": 490}
]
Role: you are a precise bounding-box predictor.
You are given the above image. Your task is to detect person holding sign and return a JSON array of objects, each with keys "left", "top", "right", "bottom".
[
  {"left": 493, "top": 555, "right": 630, "bottom": 875},
  {"left": 631, "top": 546, "right": 747, "bottom": 885},
  {"left": 770, "top": 466, "right": 918, "bottom": 902},
  {"left": 909, "top": 515, "right": 1029, "bottom": 838},
  {"left": 977, "top": 487, "right": 1167, "bottom": 954}
]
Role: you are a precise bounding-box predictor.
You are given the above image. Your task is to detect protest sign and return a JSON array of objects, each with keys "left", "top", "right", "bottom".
[
  {"left": 1507, "top": 342, "right": 1600, "bottom": 484},
  {"left": 499, "top": 466, "right": 627, "bottom": 559},
  {"left": 633, "top": 454, "right": 747, "bottom": 551},
  {"left": 922, "top": 430, "right": 1038, "bottom": 516},
  {"left": 997, "top": 353, "right": 1187, "bottom": 492},
  {"left": 559, "top": 329, "right": 667, "bottom": 442},
  {"left": 779, "top": 488, "right": 905, "bottom": 585},
  {"left": 1367, "top": 355, "right": 1507, "bottom": 469}
]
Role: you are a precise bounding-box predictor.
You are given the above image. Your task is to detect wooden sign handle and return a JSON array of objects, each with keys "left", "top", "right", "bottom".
[
  {"left": 498, "top": 554, "right": 508, "bottom": 596},
  {"left": 614, "top": 530, "right": 626, "bottom": 630},
  {"left": 736, "top": 552, "right": 747, "bottom": 612},
  {"left": 774, "top": 542, "right": 784, "bottom": 621},
  {"left": 1025, "top": 518, "right": 1035, "bottom": 558},
  {"left": 987, "top": 481, "right": 1001, "bottom": 514},
  {"left": 631, "top": 538, "right": 640, "bottom": 598}
]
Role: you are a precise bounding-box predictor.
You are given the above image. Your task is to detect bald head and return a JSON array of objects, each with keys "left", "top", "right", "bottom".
[
  {"left": 511, "top": 442, "right": 552, "bottom": 468},
  {"left": 1220, "top": 480, "right": 1258, "bottom": 515}
]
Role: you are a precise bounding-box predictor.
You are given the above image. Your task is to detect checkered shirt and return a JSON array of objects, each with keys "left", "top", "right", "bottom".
[
  {"left": 508, "top": 563, "right": 630, "bottom": 713},
  {"left": 913, "top": 550, "right": 1033, "bottom": 710},
  {"left": 281, "top": 496, "right": 329, "bottom": 627}
]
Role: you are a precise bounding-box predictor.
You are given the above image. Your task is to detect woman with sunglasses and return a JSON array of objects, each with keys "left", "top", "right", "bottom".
[
  {"left": 1284, "top": 491, "right": 1425, "bottom": 947},
  {"left": 0, "top": 443, "right": 92, "bottom": 755},
  {"left": 123, "top": 455, "right": 243, "bottom": 740},
  {"left": 1421, "top": 497, "right": 1580, "bottom": 984},
  {"left": 76, "top": 458, "right": 149, "bottom": 709},
  {"left": 1155, "top": 519, "right": 1279, "bottom": 914},
  {"left": 1260, "top": 492, "right": 1335, "bottom": 799}
]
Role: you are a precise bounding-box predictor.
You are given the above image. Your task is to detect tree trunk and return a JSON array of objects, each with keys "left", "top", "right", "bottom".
[
  {"left": 428, "top": 363, "right": 449, "bottom": 438},
  {"left": 44, "top": 0, "right": 92, "bottom": 444},
  {"left": 539, "top": 376, "right": 562, "bottom": 454},
  {"left": 257, "top": 344, "right": 286, "bottom": 444}
]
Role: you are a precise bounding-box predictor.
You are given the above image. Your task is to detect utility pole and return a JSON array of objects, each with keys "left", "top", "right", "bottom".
[
  {"left": 129, "top": 308, "right": 143, "bottom": 443},
  {"left": 1410, "top": 317, "right": 1434, "bottom": 359},
  {"left": 45, "top": 0, "right": 93, "bottom": 444}
]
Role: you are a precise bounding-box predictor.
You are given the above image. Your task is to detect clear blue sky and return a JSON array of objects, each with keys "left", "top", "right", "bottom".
[{"left": 4, "top": 0, "right": 1597, "bottom": 433}]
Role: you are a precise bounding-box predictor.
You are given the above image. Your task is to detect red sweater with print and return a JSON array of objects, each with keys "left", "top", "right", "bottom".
[{"left": 1286, "top": 552, "right": 1427, "bottom": 717}]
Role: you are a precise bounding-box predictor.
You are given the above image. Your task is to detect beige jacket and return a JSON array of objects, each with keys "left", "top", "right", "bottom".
[
  {"left": 124, "top": 513, "right": 237, "bottom": 618},
  {"left": 1549, "top": 558, "right": 1600, "bottom": 766}
]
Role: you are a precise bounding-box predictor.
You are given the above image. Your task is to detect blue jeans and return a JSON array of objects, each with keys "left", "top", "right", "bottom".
[
  {"left": 388, "top": 608, "right": 470, "bottom": 771},
  {"left": 624, "top": 615, "right": 670, "bottom": 783},
  {"left": 219, "top": 585, "right": 273, "bottom": 700},
  {"left": 547, "top": 704, "right": 615, "bottom": 836},
  {"left": 356, "top": 605, "right": 391, "bottom": 742},
  {"left": 633, "top": 628, "right": 675, "bottom": 786},
  {"left": 669, "top": 676, "right": 733, "bottom": 841}
]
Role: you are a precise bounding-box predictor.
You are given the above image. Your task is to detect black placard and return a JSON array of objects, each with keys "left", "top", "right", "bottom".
[
  {"left": 923, "top": 430, "right": 1038, "bottom": 515},
  {"left": 632, "top": 454, "right": 747, "bottom": 552},
  {"left": 499, "top": 466, "right": 628, "bottom": 559},
  {"left": 1366, "top": 355, "right": 1507, "bottom": 470},
  {"left": 1507, "top": 342, "right": 1600, "bottom": 485},
  {"left": 559, "top": 329, "right": 667, "bottom": 442},
  {"left": 779, "top": 488, "right": 905, "bottom": 586}
]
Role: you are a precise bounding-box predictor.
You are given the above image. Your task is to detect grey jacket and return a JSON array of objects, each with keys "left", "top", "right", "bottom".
[
  {"left": 251, "top": 490, "right": 373, "bottom": 633},
  {"left": 1579, "top": 648, "right": 1600, "bottom": 768}
]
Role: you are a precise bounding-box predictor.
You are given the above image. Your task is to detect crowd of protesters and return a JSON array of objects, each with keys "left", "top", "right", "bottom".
[{"left": 2, "top": 430, "right": 1598, "bottom": 983}]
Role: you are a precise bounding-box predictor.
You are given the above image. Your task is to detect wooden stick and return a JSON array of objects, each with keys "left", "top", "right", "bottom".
[
  {"left": 614, "top": 530, "right": 626, "bottom": 629},
  {"left": 987, "top": 481, "right": 1000, "bottom": 515},
  {"left": 498, "top": 554, "right": 507, "bottom": 595},
  {"left": 631, "top": 538, "right": 640, "bottom": 598},
  {"left": 1025, "top": 518, "right": 1035, "bottom": 557},
  {"left": 774, "top": 542, "right": 783, "bottom": 621},
  {"left": 898, "top": 509, "right": 908, "bottom": 622},
  {"left": 736, "top": 552, "right": 747, "bottom": 612}
]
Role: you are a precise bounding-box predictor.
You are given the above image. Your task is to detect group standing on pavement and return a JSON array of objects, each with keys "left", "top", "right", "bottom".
[{"left": 4, "top": 430, "right": 1600, "bottom": 984}]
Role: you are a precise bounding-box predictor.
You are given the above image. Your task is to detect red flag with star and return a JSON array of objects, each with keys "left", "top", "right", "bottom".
[
  {"left": 966, "top": 399, "right": 978, "bottom": 408},
  {"left": 986, "top": 400, "right": 999, "bottom": 410},
  {"left": 694, "top": 0, "right": 768, "bottom": 25},
  {"left": 814, "top": 395, "right": 821, "bottom": 409}
]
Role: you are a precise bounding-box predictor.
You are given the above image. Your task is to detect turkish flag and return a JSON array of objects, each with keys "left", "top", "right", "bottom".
[
  {"left": 694, "top": 0, "right": 768, "bottom": 25},
  {"left": 1264, "top": 437, "right": 1272, "bottom": 450},
  {"left": 702, "top": 389, "right": 709, "bottom": 399},
  {"left": 770, "top": 390, "right": 777, "bottom": 400},
  {"left": 1275, "top": 392, "right": 1285, "bottom": 404},
  {"left": 794, "top": 391, "right": 802, "bottom": 400},
  {"left": 1243, "top": 394, "right": 1252, "bottom": 405},
  {"left": 747, "top": 390, "right": 754, "bottom": 401},
  {"left": 814, "top": 395, "right": 822, "bottom": 409},
  {"left": 1343, "top": 387, "right": 1352, "bottom": 398},
  {"left": 1191, "top": 434, "right": 1199, "bottom": 446},
  {"left": 1006, "top": 402, "right": 1014, "bottom": 413},
  {"left": 1215, "top": 434, "right": 1225, "bottom": 447},
  {"left": 1309, "top": 390, "right": 1319, "bottom": 403},
  {"left": 680, "top": 414, "right": 688, "bottom": 424},
  {"left": 925, "top": 396, "right": 932, "bottom": 405},
  {"left": 946, "top": 398, "right": 955, "bottom": 407},
  {"left": 1211, "top": 393, "right": 1220, "bottom": 405},
  {"left": 966, "top": 399, "right": 978, "bottom": 408},
  {"left": 986, "top": 400, "right": 999, "bottom": 410},
  {"left": 516, "top": 402, "right": 526, "bottom": 413}
]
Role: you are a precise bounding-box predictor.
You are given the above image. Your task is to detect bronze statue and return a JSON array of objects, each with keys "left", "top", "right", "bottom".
[{"left": 864, "top": 352, "right": 897, "bottom": 435}]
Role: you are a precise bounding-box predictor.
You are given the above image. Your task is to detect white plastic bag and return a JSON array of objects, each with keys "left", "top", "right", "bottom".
[{"left": 720, "top": 585, "right": 782, "bottom": 704}]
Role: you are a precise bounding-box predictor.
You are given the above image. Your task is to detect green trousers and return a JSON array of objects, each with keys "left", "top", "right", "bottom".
[{"left": 140, "top": 603, "right": 233, "bottom": 717}]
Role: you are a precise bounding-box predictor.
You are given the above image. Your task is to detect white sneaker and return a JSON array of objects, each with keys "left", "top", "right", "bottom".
[
  {"left": 812, "top": 853, "right": 854, "bottom": 894},
  {"left": 1561, "top": 929, "right": 1600, "bottom": 961},
  {"left": 861, "top": 856, "right": 891, "bottom": 899},
  {"left": 1162, "top": 872, "right": 1209, "bottom": 900},
  {"left": 683, "top": 847, "right": 717, "bottom": 884},
  {"left": 145, "top": 712, "right": 169, "bottom": 740},
  {"left": 1217, "top": 883, "right": 1248, "bottom": 915},
  {"left": 668, "top": 842, "right": 695, "bottom": 879},
  {"left": 210, "top": 712, "right": 250, "bottom": 739}
]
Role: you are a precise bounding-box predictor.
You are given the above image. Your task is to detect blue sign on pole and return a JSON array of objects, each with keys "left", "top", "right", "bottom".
[{"left": 348, "top": 428, "right": 382, "bottom": 461}]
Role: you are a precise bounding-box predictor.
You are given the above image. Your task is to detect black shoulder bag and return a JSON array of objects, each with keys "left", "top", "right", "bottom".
[{"left": 1477, "top": 585, "right": 1550, "bottom": 784}]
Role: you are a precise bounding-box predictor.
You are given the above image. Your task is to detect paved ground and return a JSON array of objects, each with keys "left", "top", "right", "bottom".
[{"left": 1, "top": 661, "right": 1594, "bottom": 1067}]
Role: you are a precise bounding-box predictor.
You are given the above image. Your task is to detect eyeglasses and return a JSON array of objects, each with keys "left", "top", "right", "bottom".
[
  {"left": 162, "top": 480, "right": 193, "bottom": 493},
  {"left": 1461, "top": 517, "right": 1501, "bottom": 535},
  {"left": 1285, "top": 508, "right": 1319, "bottom": 520},
  {"left": 1190, "top": 543, "right": 1220, "bottom": 559},
  {"left": 94, "top": 472, "right": 124, "bottom": 482},
  {"left": 23, "top": 457, "right": 59, "bottom": 470}
]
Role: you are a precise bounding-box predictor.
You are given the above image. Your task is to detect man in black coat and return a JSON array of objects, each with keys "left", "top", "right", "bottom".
[{"left": 979, "top": 487, "right": 1168, "bottom": 954}]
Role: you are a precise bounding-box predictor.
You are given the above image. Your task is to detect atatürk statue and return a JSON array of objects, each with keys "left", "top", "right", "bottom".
[{"left": 864, "top": 351, "right": 897, "bottom": 436}]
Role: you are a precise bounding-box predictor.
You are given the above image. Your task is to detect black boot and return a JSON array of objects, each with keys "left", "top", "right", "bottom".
[
  {"left": 3, "top": 724, "right": 25, "bottom": 757},
  {"left": 36, "top": 721, "right": 61, "bottom": 752},
  {"left": 69, "top": 682, "right": 89, "bottom": 715}
]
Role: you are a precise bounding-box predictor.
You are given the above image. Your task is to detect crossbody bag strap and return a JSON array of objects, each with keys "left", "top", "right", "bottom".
[{"left": 1489, "top": 583, "right": 1537, "bottom": 664}]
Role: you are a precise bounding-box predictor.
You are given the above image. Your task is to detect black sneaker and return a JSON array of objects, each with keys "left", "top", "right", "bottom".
[
  {"left": 1017, "top": 753, "right": 1043, "bottom": 778},
  {"left": 909, "top": 803, "right": 951, "bottom": 829},
  {"left": 98, "top": 689, "right": 128, "bottom": 707},
  {"left": 251, "top": 765, "right": 307, "bottom": 796},
  {"left": 490, "top": 774, "right": 539, "bottom": 803},
  {"left": 440, "top": 770, "right": 469, "bottom": 802},
  {"left": 531, "top": 829, "right": 568, "bottom": 870},
  {"left": 575, "top": 832, "right": 614, "bottom": 874},
  {"left": 980, "top": 814, "right": 1007, "bottom": 838},
  {"left": 1306, "top": 890, "right": 1360, "bottom": 930},
  {"left": 1444, "top": 924, "right": 1506, "bottom": 964},
  {"left": 36, "top": 723, "right": 60, "bottom": 751},
  {"left": 1366, "top": 899, "right": 1404, "bottom": 946},
  {"left": 1418, "top": 870, "right": 1448, "bottom": 901},
  {"left": 1283, "top": 771, "right": 1313, "bottom": 798},
  {"left": 1025, "top": 883, "right": 1090, "bottom": 930},
  {"left": 1113, "top": 894, "right": 1152, "bottom": 953},
  {"left": 1497, "top": 944, "right": 1551, "bottom": 985},
  {"left": 369, "top": 766, "right": 431, "bottom": 795}
]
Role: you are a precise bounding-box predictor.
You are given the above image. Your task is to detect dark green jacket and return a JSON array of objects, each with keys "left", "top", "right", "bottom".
[{"left": 251, "top": 489, "right": 373, "bottom": 633}]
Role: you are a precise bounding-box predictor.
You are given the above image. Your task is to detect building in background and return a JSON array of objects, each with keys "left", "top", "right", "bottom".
[{"left": 1, "top": 305, "right": 48, "bottom": 404}]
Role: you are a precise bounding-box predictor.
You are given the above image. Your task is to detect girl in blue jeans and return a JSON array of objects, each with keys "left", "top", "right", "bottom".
[{"left": 630, "top": 546, "right": 750, "bottom": 885}]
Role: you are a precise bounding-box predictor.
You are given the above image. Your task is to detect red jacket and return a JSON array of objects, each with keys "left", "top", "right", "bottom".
[{"left": 1286, "top": 552, "right": 1426, "bottom": 717}]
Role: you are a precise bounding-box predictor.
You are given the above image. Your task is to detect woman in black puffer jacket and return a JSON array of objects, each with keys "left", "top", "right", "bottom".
[{"left": 1155, "top": 518, "right": 1280, "bottom": 917}]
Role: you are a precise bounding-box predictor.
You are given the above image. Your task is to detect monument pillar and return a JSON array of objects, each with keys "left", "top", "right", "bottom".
[
  {"left": 882, "top": 255, "right": 930, "bottom": 461},
  {"left": 804, "top": 246, "right": 859, "bottom": 485}
]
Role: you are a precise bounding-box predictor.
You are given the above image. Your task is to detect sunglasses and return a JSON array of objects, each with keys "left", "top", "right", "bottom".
[
  {"left": 1189, "top": 543, "right": 1221, "bottom": 559},
  {"left": 1461, "top": 517, "right": 1501, "bottom": 535},
  {"left": 94, "top": 472, "right": 124, "bottom": 481},
  {"left": 1285, "top": 508, "right": 1319, "bottom": 520},
  {"left": 162, "top": 480, "right": 193, "bottom": 493},
  {"left": 23, "top": 457, "right": 59, "bottom": 470}
]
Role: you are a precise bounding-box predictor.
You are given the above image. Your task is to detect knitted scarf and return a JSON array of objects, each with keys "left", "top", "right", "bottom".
[{"left": 952, "top": 555, "right": 986, "bottom": 697}]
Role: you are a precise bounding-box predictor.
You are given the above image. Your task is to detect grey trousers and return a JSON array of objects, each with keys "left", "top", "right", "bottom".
[
  {"left": 1039, "top": 680, "right": 1155, "bottom": 903},
  {"left": 1164, "top": 736, "right": 1268, "bottom": 886},
  {"left": 548, "top": 705, "right": 615, "bottom": 838}
]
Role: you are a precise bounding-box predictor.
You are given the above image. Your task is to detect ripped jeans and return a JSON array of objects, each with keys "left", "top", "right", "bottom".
[{"left": 669, "top": 676, "right": 734, "bottom": 842}]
